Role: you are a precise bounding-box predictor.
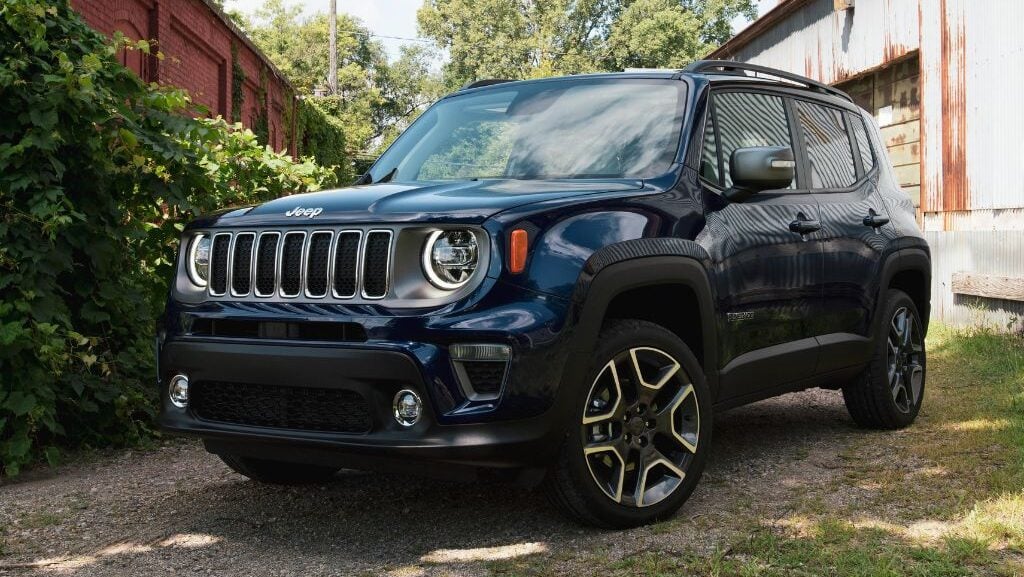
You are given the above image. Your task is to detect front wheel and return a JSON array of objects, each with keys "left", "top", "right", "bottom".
[
  {"left": 545, "top": 319, "right": 712, "bottom": 528},
  {"left": 842, "top": 289, "right": 927, "bottom": 429}
]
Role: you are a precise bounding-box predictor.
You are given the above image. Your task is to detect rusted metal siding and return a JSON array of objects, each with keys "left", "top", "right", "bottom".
[
  {"left": 836, "top": 56, "right": 921, "bottom": 208},
  {"left": 920, "top": 0, "right": 1024, "bottom": 229},
  {"left": 711, "top": 0, "right": 920, "bottom": 85}
]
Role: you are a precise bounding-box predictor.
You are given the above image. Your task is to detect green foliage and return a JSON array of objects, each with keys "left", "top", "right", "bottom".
[
  {"left": 230, "top": 41, "right": 245, "bottom": 123},
  {"left": 297, "top": 96, "right": 353, "bottom": 183},
  {"left": 417, "top": 0, "right": 757, "bottom": 88},
  {"left": 0, "top": 0, "right": 335, "bottom": 475},
  {"left": 244, "top": 0, "right": 444, "bottom": 161}
]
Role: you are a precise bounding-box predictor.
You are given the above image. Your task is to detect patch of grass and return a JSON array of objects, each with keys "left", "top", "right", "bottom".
[
  {"left": 20, "top": 511, "right": 62, "bottom": 529},
  {"left": 724, "top": 521, "right": 976, "bottom": 577},
  {"left": 835, "top": 327, "right": 1023, "bottom": 541}
]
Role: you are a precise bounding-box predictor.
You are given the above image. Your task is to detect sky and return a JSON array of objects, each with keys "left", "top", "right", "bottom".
[{"left": 223, "top": 0, "right": 776, "bottom": 63}]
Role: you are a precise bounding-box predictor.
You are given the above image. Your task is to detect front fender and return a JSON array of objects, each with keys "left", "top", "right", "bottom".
[{"left": 546, "top": 243, "right": 719, "bottom": 434}]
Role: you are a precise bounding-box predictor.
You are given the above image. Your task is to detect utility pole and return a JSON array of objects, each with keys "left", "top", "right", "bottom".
[{"left": 328, "top": 0, "right": 338, "bottom": 95}]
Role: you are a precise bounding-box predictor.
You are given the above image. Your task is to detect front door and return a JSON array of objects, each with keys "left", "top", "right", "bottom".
[{"left": 697, "top": 89, "right": 825, "bottom": 401}]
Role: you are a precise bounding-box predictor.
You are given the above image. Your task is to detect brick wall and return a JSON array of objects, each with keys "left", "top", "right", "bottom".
[{"left": 71, "top": 0, "right": 296, "bottom": 154}]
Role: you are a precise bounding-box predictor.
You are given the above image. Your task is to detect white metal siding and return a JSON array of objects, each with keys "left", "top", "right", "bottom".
[
  {"left": 925, "top": 231, "right": 1024, "bottom": 330},
  {"left": 715, "top": 0, "right": 919, "bottom": 85}
]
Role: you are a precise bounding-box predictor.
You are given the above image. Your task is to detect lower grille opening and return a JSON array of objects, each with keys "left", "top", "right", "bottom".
[
  {"left": 190, "top": 380, "right": 372, "bottom": 433},
  {"left": 458, "top": 360, "right": 508, "bottom": 397},
  {"left": 189, "top": 318, "right": 368, "bottom": 342}
]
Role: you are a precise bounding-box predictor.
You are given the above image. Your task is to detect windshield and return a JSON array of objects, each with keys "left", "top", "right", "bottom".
[{"left": 368, "top": 78, "right": 687, "bottom": 183}]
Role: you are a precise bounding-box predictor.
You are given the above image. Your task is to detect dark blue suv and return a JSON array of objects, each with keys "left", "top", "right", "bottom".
[{"left": 158, "top": 61, "right": 931, "bottom": 527}]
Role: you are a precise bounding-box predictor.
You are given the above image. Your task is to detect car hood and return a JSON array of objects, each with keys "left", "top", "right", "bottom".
[{"left": 195, "top": 178, "right": 645, "bottom": 227}]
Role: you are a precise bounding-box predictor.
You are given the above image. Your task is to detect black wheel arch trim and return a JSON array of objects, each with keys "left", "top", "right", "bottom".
[
  {"left": 878, "top": 247, "right": 932, "bottom": 334},
  {"left": 554, "top": 239, "right": 719, "bottom": 419}
]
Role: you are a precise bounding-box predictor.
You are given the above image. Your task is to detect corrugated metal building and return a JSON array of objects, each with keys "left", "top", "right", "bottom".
[{"left": 711, "top": 0, "right": 1024, "bottom": 329}]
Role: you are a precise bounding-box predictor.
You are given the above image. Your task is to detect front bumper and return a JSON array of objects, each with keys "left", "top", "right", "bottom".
[
  {"left": 159, "top": 339, "right": 564, "bottom": 468},
  {"left": 157, "top": 283, "right": 582, "bottom": 470}
]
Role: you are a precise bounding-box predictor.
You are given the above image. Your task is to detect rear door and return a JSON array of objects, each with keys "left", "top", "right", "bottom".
[
  {"left": 698, "top": 89, "right": 825, "bottom": 401},
  {"left": 792, "top": 99, "right": 899, "bottom": 375}
]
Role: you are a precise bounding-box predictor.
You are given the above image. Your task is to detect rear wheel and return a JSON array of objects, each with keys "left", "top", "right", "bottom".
[
  {"left": 545, "top": 319, "right": 711, "bottom": 528},
  {"left": 842, "top": 289, "right": 926, "bottom": 429},
  {"left": 219, "top": 454, "right": 340, "bottom": 484}
]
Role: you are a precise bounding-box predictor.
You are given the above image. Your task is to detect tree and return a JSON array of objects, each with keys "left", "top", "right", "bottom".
[
  {"left": 417, "top": 0, "right": 756, "bottom": 89},
  {"left": 243, "top": 0, "right": 443, "bottom": 160}
]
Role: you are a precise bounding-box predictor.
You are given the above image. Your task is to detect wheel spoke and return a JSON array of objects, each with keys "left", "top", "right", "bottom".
[
  {"left": 583, "top": 360, "right": 623, "bottom": 425},
  {"left": 907, "top": 363, "right": 924, "bottom": 406},
  {"left": 888, "top": 337, "right": 900, "bottom": 360},
  {"left": 891, "top": 310, "right": 905, "bottom": 343},
  {"left": 629, "top": 347, "right": 681, "bottom": 389},
  {"left": 902, "top": 315, "right": 914, "bottom": 348},
  {"left": 631, "top": 449, "right": 686, "bottom": 507},
  {"left": 583, "top": 442, "right": 627, "bottom": 503},
  {"left": 891, "top": 372, "right": 905, "bottom": 402},
  {"left": 657, "top": 383, "right": 698, "bottom": 453}
]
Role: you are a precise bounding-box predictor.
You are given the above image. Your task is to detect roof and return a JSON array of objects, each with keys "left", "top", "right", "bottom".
[
  {"left": 708, "top": 0, "right": 813, "bottom": 59},
  {"left": 196, "top": 0, "right": 296, "bottom": 92}
]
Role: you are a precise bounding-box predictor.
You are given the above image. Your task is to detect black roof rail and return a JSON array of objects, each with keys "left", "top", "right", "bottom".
[
  {"left": 459, "top": 78, "right": 516, "bottom": 90},
  {"left": 683, "top": 60, "right": 852, "bottom": 102}
]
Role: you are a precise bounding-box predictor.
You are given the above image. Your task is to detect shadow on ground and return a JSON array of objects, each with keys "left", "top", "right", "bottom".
[{"left": 0, "top": 389, "right": 855, "bottom": 576}]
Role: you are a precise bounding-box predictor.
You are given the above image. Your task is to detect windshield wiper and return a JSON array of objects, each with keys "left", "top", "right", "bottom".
[{"left": 354, "top": 167, "right": 398, "bottom": 185}]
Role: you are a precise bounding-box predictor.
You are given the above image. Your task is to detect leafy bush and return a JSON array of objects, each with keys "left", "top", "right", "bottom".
[
  {"left": 296, "top": 95, "right": 354, "bottom": 183},
  {"left": 0, "top": 0, "right": 336, "bottom": 475}
]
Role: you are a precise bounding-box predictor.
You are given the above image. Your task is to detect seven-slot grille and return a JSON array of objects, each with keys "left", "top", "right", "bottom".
[{"left": 207, "top": 229, "right": 393, "bottom": 300}]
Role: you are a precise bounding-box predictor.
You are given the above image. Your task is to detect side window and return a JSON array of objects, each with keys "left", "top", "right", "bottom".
[
  {"left": 795, "top": 100, "right": 857, "bottom": 188},
  {"left": 850, "top": 113, "right": 876, "bottom": 173},
  {"left": 713, "top": 91, "right": 794, "bottom": 189}
]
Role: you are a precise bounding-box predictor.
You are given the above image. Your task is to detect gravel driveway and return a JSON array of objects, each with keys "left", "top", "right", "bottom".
[{"left": 0, "top": 389, "right": 860, "bottom": 576}]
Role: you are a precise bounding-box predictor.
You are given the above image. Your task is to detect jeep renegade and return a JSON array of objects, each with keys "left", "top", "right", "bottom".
[{"left": 158, "top": 60, "right": 931, "bottom": 528}]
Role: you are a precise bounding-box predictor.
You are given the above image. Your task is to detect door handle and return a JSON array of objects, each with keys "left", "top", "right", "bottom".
[
  {"left": 862, "top": 209, "right": 890, "bottom": 228},
  {"left": 789, "top": 213, "right": 821, "bottom": 235}
]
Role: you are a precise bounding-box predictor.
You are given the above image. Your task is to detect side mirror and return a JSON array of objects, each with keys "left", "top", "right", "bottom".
[{"left": 724, "top": 146, "right": 796, "bottom": 202}]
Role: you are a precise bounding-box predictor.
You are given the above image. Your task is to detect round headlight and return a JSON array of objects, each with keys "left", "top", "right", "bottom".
[
  {"left": 422, "top": 229, "right": 478, "bottom": 290},
  {"left": 187, "top": 234, "right": 211, "bottom": 287}
]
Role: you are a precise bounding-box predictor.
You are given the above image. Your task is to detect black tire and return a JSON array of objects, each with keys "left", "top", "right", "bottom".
[
  {"left": 544, "top": 319, "right": 712, "bottom": 528},
  {"left": 219, "top": 454, "right": 340, "bottom": 484},
  {"left": 842, "top": 289, "right": 927, "bottom": 429}
]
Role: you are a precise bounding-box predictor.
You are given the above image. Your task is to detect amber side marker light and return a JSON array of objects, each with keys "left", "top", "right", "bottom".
[{"left": 509, "top": 229, "right": 528, "bottom": 274}]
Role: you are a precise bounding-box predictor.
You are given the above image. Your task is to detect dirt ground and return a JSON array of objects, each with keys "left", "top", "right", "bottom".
[{"left": 0, "top": 389, "right": 859, "bottom": 576}]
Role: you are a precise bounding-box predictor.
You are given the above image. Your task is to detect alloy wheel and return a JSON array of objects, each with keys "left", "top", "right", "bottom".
[
  {"left": 887, "top": 306, "right": 925, "bottom": 413},
  {"left": 581, "top": 346, "right": 699, "bottom": 507}
]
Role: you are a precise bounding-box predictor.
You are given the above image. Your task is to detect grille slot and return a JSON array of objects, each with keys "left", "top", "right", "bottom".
[
  {"left": 305, "top": 231, "right": 332, "bottom": 297},
  {"left": 461, "top": 361, "right": 508, "bottom": 396},
  {"left": 207, "top": 228, "right": 393, "bottom": 301},
  {"left": 189, "top": 319, "right": 367, "bottom": 342},
  {"left": 279, "top": 232, "right": 305, "bottom": 297},
  {"left": 333, "top": 231, "right": 361, "bottom": 298},
  {"left": 210, "top": 234, "right": 231, "bottom": 295},
  {"left": 190, "top": 380, "right": 372, "bottom": 433},
  {"left": 362, "top": 230, "right": 392, "bottom": 298},
  {"left": 231, "top": 233, "right": 255, "bottom": 296},
  {"left": 254, "top": 232, "right": 280, "bottom": 296}
]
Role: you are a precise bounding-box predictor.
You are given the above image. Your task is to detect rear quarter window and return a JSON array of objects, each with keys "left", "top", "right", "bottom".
[{"left": 849, "top": 113, "right": 876, "bottom": 173}]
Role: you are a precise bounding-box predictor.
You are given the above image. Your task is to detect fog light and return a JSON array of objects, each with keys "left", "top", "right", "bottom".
[
  {"left": 393, "top": 389, "right": 422, "bottom": 427},
  {"left": 168, "top": 374, "right": 190, "bottom": 408}
]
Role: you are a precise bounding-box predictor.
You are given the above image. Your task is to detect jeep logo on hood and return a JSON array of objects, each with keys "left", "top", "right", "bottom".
[{"left": 285, "top": 206, "right": 323, "bottom": 218}]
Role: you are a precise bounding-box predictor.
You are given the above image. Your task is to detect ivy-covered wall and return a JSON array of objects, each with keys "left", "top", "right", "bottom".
[{"left": 0, "top": 0, "right": 336, "bottom": 475}]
